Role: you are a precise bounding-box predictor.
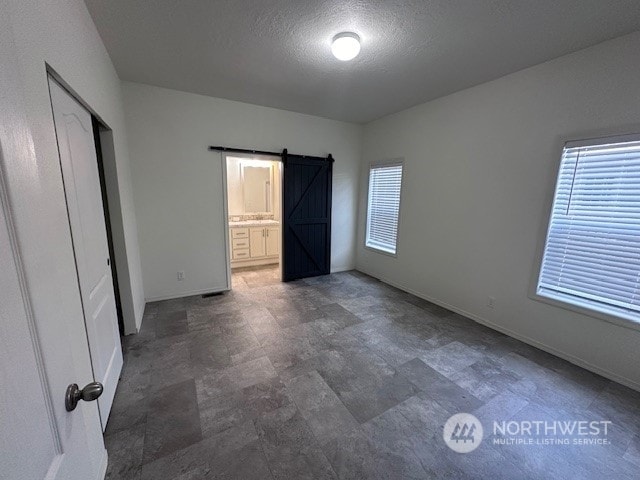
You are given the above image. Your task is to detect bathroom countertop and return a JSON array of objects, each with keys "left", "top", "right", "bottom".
[{"left": 229, "top": 219, "right": 280, "bottom": 227}]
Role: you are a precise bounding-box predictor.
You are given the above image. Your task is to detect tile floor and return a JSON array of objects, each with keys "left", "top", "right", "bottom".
[{"left": 105, "top": 266, "right": 640, "bottom": 479}]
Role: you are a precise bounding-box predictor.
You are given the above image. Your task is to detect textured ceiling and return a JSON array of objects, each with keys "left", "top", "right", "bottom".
[{"left": 85, "top": 0, "right": 640, "bottom": 123}]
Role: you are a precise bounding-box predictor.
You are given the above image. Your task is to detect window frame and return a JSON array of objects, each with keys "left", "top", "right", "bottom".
[
  {"left": 530, "top": 132, "right": 640, "bottom": 332},
  {"left": 364, "top": 159, "right": 405, "bottom": 257}
]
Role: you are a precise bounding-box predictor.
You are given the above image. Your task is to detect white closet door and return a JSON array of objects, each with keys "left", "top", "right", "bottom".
[{"left": 49, "top": 78, "right": 123, "bottom": 429}]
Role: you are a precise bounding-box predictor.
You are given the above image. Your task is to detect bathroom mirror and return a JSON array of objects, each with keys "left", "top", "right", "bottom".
[{"left": 242, "top": 164, "right": 272, "bottom": 213}]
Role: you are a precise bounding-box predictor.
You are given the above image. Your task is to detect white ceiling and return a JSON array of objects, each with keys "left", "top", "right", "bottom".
[{"left": 85, "top": 0, "right": 640, "bottom": 123}]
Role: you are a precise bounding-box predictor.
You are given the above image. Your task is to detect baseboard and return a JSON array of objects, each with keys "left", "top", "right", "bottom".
[
  {"left": 356, "top": 267, "right": 640, "bottom": 393},
  {"left": 330, "top": 264, "right": 355, "bottom": 274},
  {"left": 145, "top": 286, "right": 229, "bottom": 303},
  {"left": 96, "top": 449, "right": 108, "bottom": 480}
]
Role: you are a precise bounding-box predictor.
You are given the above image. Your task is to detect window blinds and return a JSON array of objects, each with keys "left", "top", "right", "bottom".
[
  {"left": 366, "top": 163, "right": 403, "bottom": 254},
  {"left": 538, "top": 137, "right": 640, "bottom": 320}
]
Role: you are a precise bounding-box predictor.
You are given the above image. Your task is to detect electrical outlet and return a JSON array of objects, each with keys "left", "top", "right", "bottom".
[
  {"left": 177, "top": 271, "right": 185, "bottom": 281},
  {"left": 487, "top": 297, "right": 495, "bottom": 309}
]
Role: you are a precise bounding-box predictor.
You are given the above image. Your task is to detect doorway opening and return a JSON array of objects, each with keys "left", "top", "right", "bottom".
[
  {"left": 223, "top": 154, "right": 283, "bottom": 288},
  {"left": 93, "top": 117, "right": 124, "bottom": 335}
]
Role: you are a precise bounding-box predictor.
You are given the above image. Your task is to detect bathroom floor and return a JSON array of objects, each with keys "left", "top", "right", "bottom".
[
  {"left": 104, "top": 269, "right": 640, "bottom": 479},
  {"left": 231, "top": 264, "right": 281, "bottom": 288}
]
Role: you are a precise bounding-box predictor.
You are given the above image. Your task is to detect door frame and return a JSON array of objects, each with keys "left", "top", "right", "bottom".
[
  {"left": 221, "top": 152, "right": 284, "bottom": 288},
  {"left": 46, "top": 66, "right": 135, "bottom": 335}
]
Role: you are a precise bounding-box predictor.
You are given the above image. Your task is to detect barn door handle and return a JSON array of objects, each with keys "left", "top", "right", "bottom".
[{"left": 65, "top": 382, "right": 103, "bottom": 411}]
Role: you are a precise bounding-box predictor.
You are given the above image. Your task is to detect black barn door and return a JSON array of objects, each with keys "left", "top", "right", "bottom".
[{"left": 282, "top": 151, "right": 333, "bottom": 281}]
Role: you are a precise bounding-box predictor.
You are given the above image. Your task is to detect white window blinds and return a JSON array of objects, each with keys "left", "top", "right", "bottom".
[
  {"left": 366, "top": 163, "right": 403, "bottom": 255},
  {"left": 537, "top": 136, "right": 640, "bottom": 322}
]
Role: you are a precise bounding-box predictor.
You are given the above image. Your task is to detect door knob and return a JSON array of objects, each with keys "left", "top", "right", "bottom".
[{"left": 65, "top": 382, "right": 103, "bottom": 412}]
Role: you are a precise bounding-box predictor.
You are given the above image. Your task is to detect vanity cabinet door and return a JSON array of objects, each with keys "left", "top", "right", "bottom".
[
  {"left": 265, "top": 227, "right": 280, "bottom": 257},
  {"left": 249, "top": 227, "right": 266, "bottom": 258}
]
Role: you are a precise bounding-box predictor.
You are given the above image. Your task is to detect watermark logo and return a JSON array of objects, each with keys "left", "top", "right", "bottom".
[
  {"left": 492, "top": 420, "right": 611, "bottom": 446},
  {"left": 443, "top": 413, "right": 484, "bottom": 453},
  {"left": 443, "top": 413, "right": 612, "bottom": 451}
]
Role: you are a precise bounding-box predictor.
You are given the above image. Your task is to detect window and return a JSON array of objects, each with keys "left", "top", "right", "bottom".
[
  {"left": 537, "top": 134, "right": 640, "bottom": 324},
  {"left": 366, "top": 162, "right": 403, "bottom": 255}
]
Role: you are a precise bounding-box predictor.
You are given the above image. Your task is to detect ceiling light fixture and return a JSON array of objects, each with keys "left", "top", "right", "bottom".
[{"left": 331, "top": 32, "right": 361, "bottom": 61}]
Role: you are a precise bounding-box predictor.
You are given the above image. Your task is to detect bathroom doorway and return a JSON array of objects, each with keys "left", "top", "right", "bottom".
[{"left": 223, "top": 154, "right": 283, "bottom": 288}]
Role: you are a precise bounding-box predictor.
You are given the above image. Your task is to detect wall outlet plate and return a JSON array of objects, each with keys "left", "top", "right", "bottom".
[{"left": 177, "top": 271, "right": 185, "bottom": 281}]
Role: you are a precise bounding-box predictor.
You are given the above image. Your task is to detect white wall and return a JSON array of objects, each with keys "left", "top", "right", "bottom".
[
  {"left": 357, "top": 32, "right": 640, "bottom": 389},
  {"left": 5, "top": 0, "right": 145, "bottom": 334},
  {"left": 123, "top": 82, "right": 362, "bottom": 302},
  {"left": 0, "top": 0, "right": 144, "bottom": 475}
]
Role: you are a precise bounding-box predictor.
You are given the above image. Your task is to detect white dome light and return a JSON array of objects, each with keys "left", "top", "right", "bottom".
[{"left": 331, "top": 32, "right": 361, "bottom": 61}]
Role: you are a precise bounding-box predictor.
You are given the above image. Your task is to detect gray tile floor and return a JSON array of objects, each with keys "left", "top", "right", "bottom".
[{"left": 105, "top": 266, "right": 640, "bottom": 479}]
